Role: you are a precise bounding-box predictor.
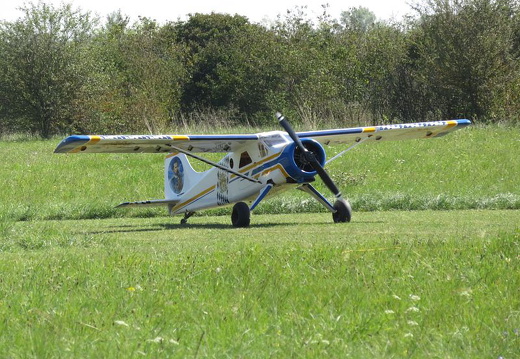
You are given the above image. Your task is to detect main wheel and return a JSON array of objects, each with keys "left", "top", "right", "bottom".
[
  {"left": 332, "top": 199, "right": 352, "bottom": 223},
  {"left": 231, "top": 202, "right": 250, "bottom": 227}
]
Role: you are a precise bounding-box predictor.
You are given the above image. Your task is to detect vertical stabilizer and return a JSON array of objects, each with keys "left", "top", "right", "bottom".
[{"left": 164, "top": 154, "right": 203, "bottom": 199}]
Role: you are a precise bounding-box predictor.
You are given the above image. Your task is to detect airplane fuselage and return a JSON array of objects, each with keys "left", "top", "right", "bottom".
[{"left": 166, "top": 130, "right": 325, "bottom": 215}]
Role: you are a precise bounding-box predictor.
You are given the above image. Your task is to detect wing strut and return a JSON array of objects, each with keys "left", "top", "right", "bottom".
[
  {"left": 325, "top": 135, "right": 372, "bottom": 165},
  {"left": 168, "top": 145, "right": 261, "bottom": 184},
  {"left": 298, "top": 184, "right": 336, "bottom": 213}
]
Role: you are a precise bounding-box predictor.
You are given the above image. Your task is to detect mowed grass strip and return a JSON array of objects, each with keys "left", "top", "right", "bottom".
[{"left": 0, "top": 210, "right": 518, "bottom": 357}]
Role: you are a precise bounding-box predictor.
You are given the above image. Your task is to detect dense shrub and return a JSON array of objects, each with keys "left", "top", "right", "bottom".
[{"left": 1, "top": 0, "right": 518, "bottom": 137}]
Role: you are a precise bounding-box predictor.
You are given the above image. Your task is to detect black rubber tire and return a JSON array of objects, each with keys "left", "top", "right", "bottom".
[
  {"left": 231, "top": 202, "right": 251, "bottom": 227},
  {"left": 332, "top": 199, "right": 352, "bottom": 223}
]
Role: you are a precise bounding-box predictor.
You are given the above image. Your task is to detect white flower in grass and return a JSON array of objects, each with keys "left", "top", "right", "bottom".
[
  {"left": 409, "top": 294, "right": 421, "bottom": 301},
  {"left": 406, "top": 306, "right": 420, "bottom": 313},
  {"left": 114, "top": 320, "right": 129, "bottom": 327},
  {"left": 384, "top": 309, "right": 395, "bottom": 314},
  {"left": 407, "top": 320, "right": 419, "bottom": 326},
  {"left": 404, "top": 333, "right": 414, "bottom": 338},
  {"left": 459, "top": 289, "right": 472, "bottom": 297},
  {"left": 148, "top": 337, "right": 164, "bottom": 343}
]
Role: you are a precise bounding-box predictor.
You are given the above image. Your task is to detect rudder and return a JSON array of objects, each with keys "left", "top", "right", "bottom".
[{"left": 164, "top": 154, "right": 203, "bottom": 199}]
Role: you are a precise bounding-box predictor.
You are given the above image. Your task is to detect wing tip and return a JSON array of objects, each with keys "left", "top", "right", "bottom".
[
  {"left": 452, "top": 119, "right": 472, "bottom": 126},
  {"left": 54, "top": 135, "right": 92, "bottom": 153}
]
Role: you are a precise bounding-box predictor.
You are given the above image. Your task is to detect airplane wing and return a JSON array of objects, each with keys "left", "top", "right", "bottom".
[
  {"left": 54, "top": 134, "right": 259, "bottom": 153},
  {"left": 298, "top": 119, "right": 471, "bottom": 145},
  {"left": 54, "top": 119, "right": 471, "bottom": 154}
]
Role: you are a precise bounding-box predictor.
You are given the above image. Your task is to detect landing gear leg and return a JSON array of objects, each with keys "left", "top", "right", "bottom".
[{"left": 180, "top": 211, "right": 195, "bottom": 225}]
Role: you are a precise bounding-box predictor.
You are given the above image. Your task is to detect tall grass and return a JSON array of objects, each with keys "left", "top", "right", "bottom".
[
  {"left": 1, "top": 124, "right": 518, "bottom": 357},
  {"left": 0, "top": 125, "right": 518, "bottom": 221},
  {"left": 0, "top": 211, "right": 518, "bottom": 357}
]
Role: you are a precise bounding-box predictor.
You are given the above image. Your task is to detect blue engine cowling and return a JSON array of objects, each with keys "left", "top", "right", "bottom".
[{"left": 281, "top": 138, "right": 327, "bottom": 183}]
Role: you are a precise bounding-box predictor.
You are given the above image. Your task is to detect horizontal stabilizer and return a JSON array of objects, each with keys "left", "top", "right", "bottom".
[{"left": 117, "top": 199, "right": 179, "bottom": 208}]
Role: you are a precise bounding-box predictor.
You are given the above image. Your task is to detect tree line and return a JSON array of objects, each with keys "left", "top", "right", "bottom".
[{"left": 0, "top": 0, "right": 519, "bottom": 138}]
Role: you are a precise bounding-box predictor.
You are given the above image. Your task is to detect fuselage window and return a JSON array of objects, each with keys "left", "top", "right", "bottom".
[
  {"left": 258, "top": 142, "right": 268, "bottom": 157},
  {"left": 239, "top": 151, "right": 253, "bottom": 168}
]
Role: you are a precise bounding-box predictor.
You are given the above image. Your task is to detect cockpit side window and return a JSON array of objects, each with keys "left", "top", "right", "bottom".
[
  {"left": 258, "top": 142, "right": 268, "bottom": 157},
  {"left": 239, "top": 151, "right": 253, "bottom": 168}
]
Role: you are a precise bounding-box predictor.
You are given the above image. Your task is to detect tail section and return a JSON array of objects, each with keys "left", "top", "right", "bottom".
[
  {"left": 164, "top": 153, "right": 203, "bottom": 200},
  {"left": 117, "top": 154, "right": 203, "bottom": 210}
]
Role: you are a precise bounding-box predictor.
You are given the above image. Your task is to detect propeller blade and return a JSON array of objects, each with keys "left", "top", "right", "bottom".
[
  {"left": 276, "top": 112, "right": 343, "bottom": 200},
  {"left": 311, "top": 159, "right": 342, "bottom": 199},
  {"left": 277, "top": 112, "right": 306, "bottom": 150}
]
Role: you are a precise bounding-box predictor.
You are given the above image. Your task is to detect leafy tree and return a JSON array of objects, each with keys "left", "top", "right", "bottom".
[
  {"left": 1, "top": 1, "right": 519, "bottom": 137},
  {"left": 405, "top": 0, "right": 519, "bottom": 122},
  {"left": 356, "top": 23, "right": 407, "bottom": 122},
  {"left": 0, "top": 2, "right": 96, "bottom": 137},
  {"left": 174, "top": 13, "right": 252, "bottom": 113},
  {"left": 84, "top": 15, "right": 187, "bottom": 133},
  {"left": 340, "top": 6, "right": 377, "bottom": 33},
  {"left": 269, "top": 7, "right": 357, "bottom": 124},
  {"left": 272, "top": 7, "right": 405, "bottom": 126},
  {"left": 212, "top": 24, "right": 285, "bottom": 123}
]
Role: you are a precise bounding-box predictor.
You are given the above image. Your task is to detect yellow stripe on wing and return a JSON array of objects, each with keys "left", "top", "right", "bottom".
[
  {"left": 171, "top": 135, "right": 190, "bottom": 141},
  {"left": 70, "top": 135, "right": 101, "bottom": 153},
  {"left": 445, "top": 120, "right": 457, "bottom": 129}
]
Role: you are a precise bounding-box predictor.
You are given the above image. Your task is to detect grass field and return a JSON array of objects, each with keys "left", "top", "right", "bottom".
[
  {"left": 0, "top": 125, "right": 519, "bottom": 357},
  {"left": 0, "top": 125, "right": 518, "bottom": 221},
  {"left": 0, "top": 211, "right": 518, "bottom": 357}
]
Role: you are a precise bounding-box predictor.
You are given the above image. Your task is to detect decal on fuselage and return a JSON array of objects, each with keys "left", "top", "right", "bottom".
[
  {"left": 216, "top": 156, "right": 230, "bottom": 205},
  {"left": 168, "top": 157, "right": 184, "bottom": 194}
]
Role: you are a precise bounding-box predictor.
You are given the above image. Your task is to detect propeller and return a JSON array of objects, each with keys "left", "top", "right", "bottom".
[{"left": 276, "top": 112, "right": 343, "bottom": 201}]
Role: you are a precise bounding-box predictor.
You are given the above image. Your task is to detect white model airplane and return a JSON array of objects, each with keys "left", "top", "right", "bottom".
[{"left": 55, "top": 113, "right": 471, "bottom": 227}]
